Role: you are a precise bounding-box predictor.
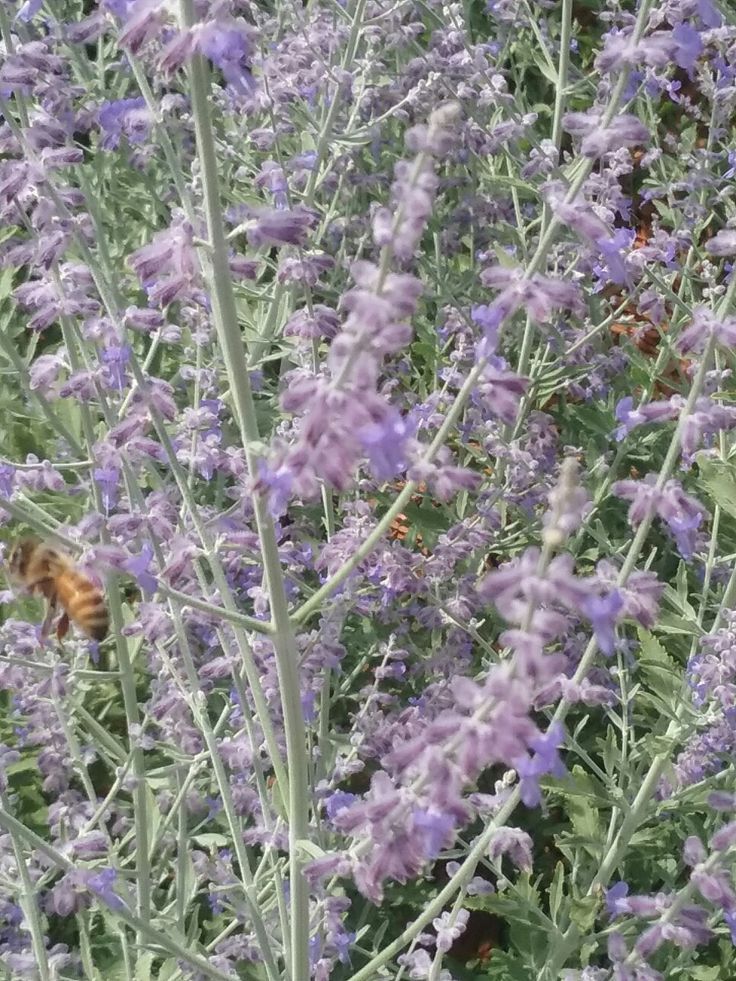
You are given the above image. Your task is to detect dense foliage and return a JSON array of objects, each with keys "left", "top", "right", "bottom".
[{"left": 0, "top": 0, "right": 736, "bottom": 978}]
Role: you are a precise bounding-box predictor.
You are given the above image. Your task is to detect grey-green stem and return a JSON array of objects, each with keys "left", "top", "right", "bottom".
[{"left": 178, "top": 3, "right": 311, "bottom": 974}]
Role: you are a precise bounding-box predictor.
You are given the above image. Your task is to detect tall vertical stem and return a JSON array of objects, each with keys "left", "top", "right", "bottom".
[{"left": 178, "top": 6, "right": 311, "bottom": 975}]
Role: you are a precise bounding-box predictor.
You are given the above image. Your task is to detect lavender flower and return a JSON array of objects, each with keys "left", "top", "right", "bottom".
[
  {"left": 488, "top": 827, "right": 533, "bottom": 871},
  {"left": 612, "top": 476, "right": 706, "bottom": 559},
  {"left": 668, "top": 611, "right": 736, "bottom": 792},
  {"left": 433, "top": 908, "right": 469, "bottom": 952},
  {"left": 377, "top": 102, "right": 461, "bottom": 260},
  {"left": 542, "top": 456, "right": 591, "bottom": 546},
  {"left": 563, "top": 111, "right": 650, "bottom": 158},
  {"left": 480, "top": 265, "right": 585, "bottom": 330},
  {"left": 614, "top": 396, "right": 681, "bottom": 440},
  {"left": 677, "top": 306, "right": 736, "bottom": 354},
  {"left": 246, "top": 206, "right": 317, "bottom": 248},
  {"left": 128, "top": 216, "right": 200, "bottom": 307},
  {"left": 514, "top": 722, "right": 566, "bottom": 806},
  {"left": 283, "top": 305, "right": 340, "bottom": 340},
  {"left": 98, "top": 98, "right": 151, "bottom": 150},
  {"left": 705, "top": 229, "right": 736, "bottom": 257}
]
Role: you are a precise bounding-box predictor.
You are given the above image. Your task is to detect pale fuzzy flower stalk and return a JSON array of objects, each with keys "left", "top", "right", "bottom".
[
  {"left": 542, "top": 456, "right": 590, "bottom": 551},
  {"left": 258, "top": 102, "right": 464, "bottom": 508}
]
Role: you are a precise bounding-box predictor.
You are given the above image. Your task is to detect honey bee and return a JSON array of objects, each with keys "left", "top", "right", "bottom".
[{"left": 7, "top": 537, "right": 109, "bottom": 642}]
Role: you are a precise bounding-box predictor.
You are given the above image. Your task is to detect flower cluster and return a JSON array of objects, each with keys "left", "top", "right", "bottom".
[{"left": 258, "top": 103, "right": 464, "bottom": 508}]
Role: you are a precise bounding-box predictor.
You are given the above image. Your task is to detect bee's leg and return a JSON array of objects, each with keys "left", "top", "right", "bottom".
[
  {"left": 39, "top": 598, "right": 56, "bottom": 641},
  {"left": 56, "top": 612, "right": 70, "bottom": 642}
]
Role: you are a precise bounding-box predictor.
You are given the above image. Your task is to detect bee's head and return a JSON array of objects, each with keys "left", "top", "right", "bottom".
[{"left": 7, "top": 537, "right": 41, "bottom": 582}]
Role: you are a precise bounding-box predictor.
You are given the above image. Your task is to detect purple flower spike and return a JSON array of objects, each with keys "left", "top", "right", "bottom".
[
  {"left": 0, "top": 746, "right": 20, "bottom": 793},
  {"left": 246, "top": 206, "right": 317, "bottom": 248},
  {"left": 708, "top": 792, "right": 736, "bottom": 811},
  {"left": 683, "top": 835, "right": 707, "bottom": 867},
  {"left": 101, "top": 344, "right": 131, "bottom": 391},
  {"left": 514, "top": 722, "right": 566, "bottom": 807},
  {"left": 358, "top": 409, "right": 413, "bottom": 480},
  {"left": 284, "top": 305, "right": 340, "bottom": 340},
  {"left": 98, "top": 98, "right": 150, "bottom": 150},
  {"left": 710, "top": 820, "right": 736, "bottom": 852},
  {"left": 94, "top": 466, "right": 120, "bottom": 512},
  {"left": 117, "top": 0, "right": 168, "bottom": 55},
  {"left": 725, "top": 910, "right": 736, "bottom": 945},
  {"left": 606, "top": 881, "right": 630, "bottom": 918},
  {"left": 580, "top": 114, "right": 650, "bottom": 158},
  {"left": 488, "top": 827, "right": 533, "bottom": 872},
  {"left": 255, "top": 459, "right": 294, "bottom": 517},
  {"left": 256, "top": 161, "right": 289, "bottom": 209},
  {"left": 0, "top": 464, "right": 15, "bottom": 498},
  {"left": 324, "top": 792, "right": 357, "bottom": 824},
  {"left": 636, "top": 924, "right": 665, "bottom": 959},
  {"left": 86, "top": 868, "right": 127, "bottom": 912},
  {"left": 614, "top": 396, "right": 681, "bottom": 441},
  {"left": 471, "top": 302, "right": 507, "bottom": 352},
  {"left": 672, "top": 22, "right": 702, "bottom": 72},
  {"left": 122, "top": 542, "right": 157, "bottom": 596},
  {"left": 433, "top": 909, "right": 469, "bottom": 952},
  {"left": 196, "top": 19, "right": 255, "bottom": 96},
  {"left": 677, "top": 306, "right": 736, "bottom": 355},
  {"left": 582, "top": 589, "right": 623, "bottom": 655},
  {"left": 705, "top": 229, "right": 736, "bottom": 257},
  {"left": 17, "top": 0, "right": 43, "bottom": 21},
  {"left": 613, "top": 476, "right": 705, "bottom": 560}
]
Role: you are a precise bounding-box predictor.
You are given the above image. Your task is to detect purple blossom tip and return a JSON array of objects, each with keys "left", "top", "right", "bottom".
[
  {"left": 122, "top": 543, "right": 157, "bottom": 595},
  {"left": 605, "top": 881, "right": 630, "bottom": 918},
  {"left": 706, "top": 229, "right": 736, "bottom": 257}
]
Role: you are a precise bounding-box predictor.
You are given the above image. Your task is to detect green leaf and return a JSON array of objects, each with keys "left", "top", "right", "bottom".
[
  {"left": 7, "top": 755, "right": 43, "bottom": 777},
  {"left": 531, "top": 51, "right": 558, "bottom": 84},
  {"left": 696, "top": 455, "right": 736, "bottom": 520},
  {"left": 0, "top": 267, "right": 14, "bottom": 301},
  {"left": 568, "top": 893, "right": 600, "bottom": 933},
  {"left": 637, "top": 628, "right": 680, "bottom": 704},
  {"left": 483, "top": 949, "right": 532, "bottom": 980},
  {"left": 186, "top": 902, "right": 200, "bottom": 946},
  {"left": 176, "top": 845, "right": 198, "bottom": 914},
  {"left": 688, "top": 968, "right": 722, "bottom": 981},
  {"left": 556, "top": 767, "right": 602, "bottom": 857},
  {"left": 98, "top": 960, "right": 129, "bottom": 981},
  {"left": 548, "top": 861, "right": 565, "bottom": 925},
  {"left": 135, "top": 952, "right": 156, "bottom": 981},
  {"left": 411, "top": 340, "right": 438, "bottom": 365},
  {"left": 157, "top": 959, "right": 180, "bottom": 981},
  {"left": 295, "top": 839, "right": 328, "bottom": 860},
  {"left": 403, "top": 500, "right": 448, "bottom": 533},
  {"left": 651, "top": 200, "right": 677, "bottom": 225},
  {"left": 270, "top": 774, "right": 288, "bottom": 822},
  {"left": 546, "top": 765, "right": 610, "bottom": 809},
  {"left": 656, "top": 612, "right": 701, "bottom": 636},
  {"left": 144, "top": 784, "right": 162, "bottom": 853},
  {"left": 491, "top": 243, "right": 521, "bottom": 267},
  {"left": 601, "top": 725, "right": 619, "bottom": 778}
]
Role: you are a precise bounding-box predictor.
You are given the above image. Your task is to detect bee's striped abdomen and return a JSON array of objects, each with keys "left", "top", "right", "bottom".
[{"left": 56, "top": 569, "right": 109, "bottom": 642}]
